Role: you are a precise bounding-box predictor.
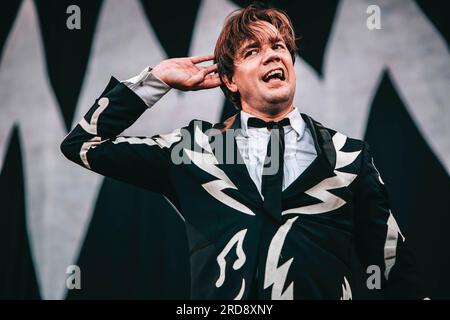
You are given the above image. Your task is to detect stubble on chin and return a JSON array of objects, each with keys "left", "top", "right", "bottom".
[
  {"left": 261, "top": 100, "right": 291, "bottom": 116},
  {"left": 264, "top": 91, "right": 292, "bottom": 111}
]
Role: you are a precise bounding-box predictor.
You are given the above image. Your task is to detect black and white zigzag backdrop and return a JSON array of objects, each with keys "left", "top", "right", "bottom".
[{"left": 0, "top": 0, "right": 449, "bottom": 299}]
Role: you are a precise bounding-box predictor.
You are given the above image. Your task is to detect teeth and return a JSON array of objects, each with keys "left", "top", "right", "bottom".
[
  {"left": 264, "top": 69, "right": 284, "bottom": 81},
  {"left": 269, "top": 70, "right": 282, "bottom": 77}
]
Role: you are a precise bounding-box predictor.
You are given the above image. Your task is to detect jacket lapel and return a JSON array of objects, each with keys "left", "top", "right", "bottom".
[
  {"left": 282, "top": 114, "right": 336, "bottom": 202},
  {"left": 207, "top": 112, "right": 338, "bottom": 211},
  {"left": 209, "top": 113, "right": 263, "bottom": 208}
]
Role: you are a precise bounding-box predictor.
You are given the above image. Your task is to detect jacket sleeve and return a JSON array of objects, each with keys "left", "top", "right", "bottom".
[
  {"left": 60, "top": 76, "right": 180, "bottom": 196},
  {"left": 353, "top": 142, "right": 426, "bottom": 299}
]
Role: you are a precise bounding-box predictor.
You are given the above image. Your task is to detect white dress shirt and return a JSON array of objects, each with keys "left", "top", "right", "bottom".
[
  {"left": 122, "top": 67, "right": 317, "bottom": 195},
  {"left": 237, "top": 109, "right": 317, "bottom": 194}
]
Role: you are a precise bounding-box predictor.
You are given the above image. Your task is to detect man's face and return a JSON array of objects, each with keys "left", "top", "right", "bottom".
[{"left": 224, "top": 22, "right": 296, "bottom": 115}]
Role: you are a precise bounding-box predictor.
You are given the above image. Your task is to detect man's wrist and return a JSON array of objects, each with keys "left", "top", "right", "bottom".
[
  {"left": 149, "top": 64, "right": 169, "bottom": 85},
  {"left": 122, "top": 66, "right": 171, "bottom": 108}
]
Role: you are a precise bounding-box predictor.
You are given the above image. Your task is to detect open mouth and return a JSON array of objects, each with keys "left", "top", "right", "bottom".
[{"left": 262, "top": 68, "right": 285, "bottom": 82}]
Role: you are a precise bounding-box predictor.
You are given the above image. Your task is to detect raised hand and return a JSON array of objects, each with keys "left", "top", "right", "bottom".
[{"left": 151, "top": 54, "right": 222, "bottom": 91}]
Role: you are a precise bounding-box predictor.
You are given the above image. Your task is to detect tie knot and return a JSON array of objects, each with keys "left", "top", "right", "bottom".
[{"left": 247, "top": 117, "right": 290, "bottom": 130}]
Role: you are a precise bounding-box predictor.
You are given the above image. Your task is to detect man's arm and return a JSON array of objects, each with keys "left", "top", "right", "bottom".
[
  {"left": 353, "top": 142, "right": 426, "bottom": 299},
  {"left": 60, "top": 55, "right": 220, "bottom": 194}
]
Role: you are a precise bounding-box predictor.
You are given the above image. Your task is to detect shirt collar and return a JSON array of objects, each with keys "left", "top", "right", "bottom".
[{"left": 239, "top": 108, "right": 306, "bottom": 140}]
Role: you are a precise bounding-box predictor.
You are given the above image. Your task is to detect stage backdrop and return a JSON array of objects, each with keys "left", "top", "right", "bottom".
[{"left": 0, "top": 0, "right": 449, "bottom": 299}]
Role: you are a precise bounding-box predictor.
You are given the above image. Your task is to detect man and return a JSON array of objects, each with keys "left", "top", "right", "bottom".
[{"left": 61, "top": 4, "right": 424, "bottom": 299}]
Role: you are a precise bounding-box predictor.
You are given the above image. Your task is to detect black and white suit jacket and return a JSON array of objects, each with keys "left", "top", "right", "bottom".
[{"left": 61, "top": 77, "right": 424, "bottom": 300}]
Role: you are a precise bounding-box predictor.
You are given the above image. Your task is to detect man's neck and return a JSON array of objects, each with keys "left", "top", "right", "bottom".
[{"left": 241, "top": 105, "right": 294, "bottom": 122}]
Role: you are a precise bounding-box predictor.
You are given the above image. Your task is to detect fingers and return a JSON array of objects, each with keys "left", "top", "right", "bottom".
[
  {"left": 184, "top": 58, "right": 220, "bottom": 90},
  {"left": 202, "top": 63, "right": 218, "bottom": 75},
  {"left": 189, "top": 63, "right": 218, "bottom": 86},
  {"left": 190, "top": 54, "right": 214, "bottom": 64},
  {"left": 196, "top": 74, "right": 222, "bottom": 90}
]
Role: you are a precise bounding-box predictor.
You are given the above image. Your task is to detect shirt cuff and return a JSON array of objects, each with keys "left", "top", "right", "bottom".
[{"left": 121, "top": 66, "right": 171, "bottom": 108}]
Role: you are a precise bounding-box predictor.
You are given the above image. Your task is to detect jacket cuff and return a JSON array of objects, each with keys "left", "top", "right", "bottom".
[{"left": 122, "top": 66, "right": 171, "bottom": 108}]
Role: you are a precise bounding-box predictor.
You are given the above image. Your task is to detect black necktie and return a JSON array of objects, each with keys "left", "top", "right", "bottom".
[{"left": 247, "top": 117, "right": 290, "bottom": 217}]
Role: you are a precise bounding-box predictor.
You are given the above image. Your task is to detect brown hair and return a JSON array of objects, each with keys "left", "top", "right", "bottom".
[{"left": 214, "top": 3, "right": 298, "bottom": 110}]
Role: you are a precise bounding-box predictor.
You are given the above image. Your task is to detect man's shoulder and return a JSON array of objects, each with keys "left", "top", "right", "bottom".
[
  {"left": 172, "top": 118, "right": 214, "bottom": 132},
  {"left": 302, "top": 113, "right": 366, "bottom": 150},
  {"left": 182, "top": 113, "right": 240, "bottom": 136},
  {"left": 168, "top": 118, "right": 222, "bottom": 140}
]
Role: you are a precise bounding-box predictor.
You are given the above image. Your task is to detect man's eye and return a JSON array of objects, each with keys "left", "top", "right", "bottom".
[
  {"left": 244, "top": 49, "right": 258, "bottom": 58},
  {"left": 273, "top": 43, "right": 285, "bottom": 50}
]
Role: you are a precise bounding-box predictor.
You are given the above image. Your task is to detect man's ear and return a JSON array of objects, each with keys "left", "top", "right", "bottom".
[{"left": 221, "top": 74, "right": 238, "bottom": 93}]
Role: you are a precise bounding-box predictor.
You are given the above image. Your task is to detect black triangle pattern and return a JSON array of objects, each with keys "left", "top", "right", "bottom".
[
  {"left": 0, "top": 0, "right": 22, "bottom": 61},
  {"left": 66, "top": 178, "right": 190, "bottom": 299},
  {"left": 0, "top": 126, "right": 41, "bottom": 299},
  {"left": 139, "top": 0, "right": 201, "bottom": 58},
  {"left": 364, "top": 71, "right": 450, "bottom": 299},
  {"left": 415, "top": 0, "right": 450, "bottom": 48},
  {"left": 34, "top": 0, "right": 103, "bottom": 131}
]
